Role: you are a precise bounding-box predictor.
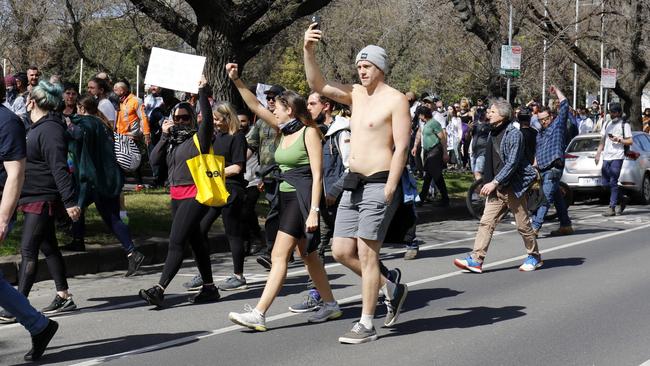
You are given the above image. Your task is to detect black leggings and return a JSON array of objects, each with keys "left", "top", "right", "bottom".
[
  {"left": 200, "top": 186, "right": 245, "bottom": 274},
  {"left": 420, "top": 144, "right": 449, "bottom": 202},
  {"left": 19, "top": 205, "right": 68, "bottom": 296},
  {"left": 158, "top": 198, "right": 212, "bottom": 289}
]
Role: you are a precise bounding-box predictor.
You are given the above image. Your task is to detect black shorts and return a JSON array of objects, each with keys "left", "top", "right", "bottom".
[{"left": 278, "top": 191, "right": 305, "bottom": 239}]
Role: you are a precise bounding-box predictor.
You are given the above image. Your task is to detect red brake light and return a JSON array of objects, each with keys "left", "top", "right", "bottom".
[
  {"left": 564, "top": 153, "right": 578, "bottom": 160},
  {"left": 625, "top": 150, "right": 640, "bottom": 160}
]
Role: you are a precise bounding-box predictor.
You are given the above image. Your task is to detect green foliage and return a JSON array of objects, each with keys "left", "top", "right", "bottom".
[{"left": 267, "top": 46, "right": 310, "bottom": 96}]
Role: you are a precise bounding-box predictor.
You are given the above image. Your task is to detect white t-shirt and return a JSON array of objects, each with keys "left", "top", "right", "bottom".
[
  {"left": 578, "top": 117, "right": 594, "bottom": 135},
  {"left": 98, "top": 98, "right": 116, "bottom": 127},
  {"left": 601, "top": 119, "right": 632, "bottom": 161},
  {"left": 433, "top": 110, "right": 447, "bottom": 129}
]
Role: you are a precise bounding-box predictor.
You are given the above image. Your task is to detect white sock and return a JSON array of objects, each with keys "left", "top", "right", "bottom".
[
  {"left": 359, "top": 314, "right": 374, "bottom": 329},
  {"left": 234, "top": 274, "right": 244, "bottom": 280},
  {"left": 324, "top": 301, "right": 337, "bottom": 308},
  {"left": 253, "top": 308, "right": 265, "bottom": 318}
]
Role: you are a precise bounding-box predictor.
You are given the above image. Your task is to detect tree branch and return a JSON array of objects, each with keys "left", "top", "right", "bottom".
[
  {"left": 128, "top": 0, "right": 200, "bottom": 47},
  {"left": 64, "top": 0, "right": 108, "bottom": 71},
  {"left": 239, "top": 0, "right": 333, "bottom": 62}
]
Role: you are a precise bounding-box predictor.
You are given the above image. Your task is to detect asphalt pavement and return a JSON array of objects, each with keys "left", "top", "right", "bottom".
[{"left": 2, "top": 203, "right": 650, "bottom": 366}]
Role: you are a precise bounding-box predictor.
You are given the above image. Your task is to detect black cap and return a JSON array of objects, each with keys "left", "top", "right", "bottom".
[
  {"left": 264, "top": 85, "right": 286, "bottom": 96},
  {"left": 609, "top": 102, "right": 622, "bottom": 114}
]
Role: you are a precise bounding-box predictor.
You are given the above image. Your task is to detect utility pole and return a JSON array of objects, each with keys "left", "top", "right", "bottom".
[
  {"left": 542, "top": 0, "right": 548, "bottom": 107},
  {"left": 599, "top": 0, "right": 605, "bottom": 106},
  {"left": 506, "top": 2, "right": 513, "bottom": 103},
  {"left": 573, "top": 0, "right": 579, "bottom": 109}
]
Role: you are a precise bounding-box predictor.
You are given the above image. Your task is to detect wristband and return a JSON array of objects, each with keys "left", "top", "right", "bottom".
[{"left": 311, "top": 206, "right": 320, "bottom": 212}]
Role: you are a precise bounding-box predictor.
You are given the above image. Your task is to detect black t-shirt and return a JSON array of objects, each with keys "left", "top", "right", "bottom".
[
  {"left": 471, "top": 121, "right": 491, "bottom": 156},
  {"left": 212, "top": 130, "right": 247, "bottom": 186},
  {"left": 520, "top": 127, "right": 538, "bottom": 165},
  {"left": 0, "top": 105, "right": 27, "bottom": 191}
]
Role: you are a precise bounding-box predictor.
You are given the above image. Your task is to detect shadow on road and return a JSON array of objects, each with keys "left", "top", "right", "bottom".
[
  {"left": 381, "top": 305, "right": 526, "bottom": 339},
  {"left": 484, "top": 257, "right": 586, "bottom": 273},
  {"left": 11, "top": 331, "right": 206, "bottom": 365}
]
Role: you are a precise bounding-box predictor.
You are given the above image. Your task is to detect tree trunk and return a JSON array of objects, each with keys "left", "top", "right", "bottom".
[
  {"left": 195, "top": 25, "right": 242, "bottom": 105},
  {"left": 626, "top": 85, "right": 643, "bottom": 130}
]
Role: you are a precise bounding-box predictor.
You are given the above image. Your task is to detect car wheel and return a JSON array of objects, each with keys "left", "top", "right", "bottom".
[{"left": 639, "top": 174, "right": 650, "bottom": 205}]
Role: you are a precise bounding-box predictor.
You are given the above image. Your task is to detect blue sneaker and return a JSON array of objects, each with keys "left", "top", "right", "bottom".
[
  {"left": 519, "top": 255, "right": 543, "bottom": 272},
  {"left": 289, "top": 289, "right": 322, "bottom": 313},
  {"left": 453, "top": 256, "right": 483, "bottom": 273}
]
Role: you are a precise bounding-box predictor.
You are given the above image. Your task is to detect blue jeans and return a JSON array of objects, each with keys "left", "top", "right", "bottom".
[
  {"left": 602, "top": 159, "right": 623, "bottom": 208},
  {"left": 532, "top": 167, "right": 572, "bottom": 229},
  {"left": 0, "top": 270, "right": 48, "bottom": 335},
  {"left": 71, "top": 194, "right": 135, "bottom": 253}
]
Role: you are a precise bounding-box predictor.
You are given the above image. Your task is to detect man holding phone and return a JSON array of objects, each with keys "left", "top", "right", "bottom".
[{"left": 595, "top": 103, "right": 632, "bottom": 216}]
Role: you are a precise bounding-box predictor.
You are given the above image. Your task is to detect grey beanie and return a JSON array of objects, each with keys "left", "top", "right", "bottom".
[{"left": 355, "top": 45, "right": 389, "bottom": 74}]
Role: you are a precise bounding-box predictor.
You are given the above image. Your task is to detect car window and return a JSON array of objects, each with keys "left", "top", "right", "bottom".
[
  {"left": 638, "top": 134, "right": 650, "bottom": 151},
  {"left": 567, "top": 137, "right": 601, "bottom": 152}
]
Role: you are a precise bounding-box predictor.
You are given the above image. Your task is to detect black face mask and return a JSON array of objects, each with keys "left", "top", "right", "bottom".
[
  {"left": 315, "top": 112, "right": 326, "bottom": 125},
  {"left": 280, "top": 119, "right": 304, "bottom": 135},
  {"left": 168, "top": 124, "right": 196, "bottom": 148}
]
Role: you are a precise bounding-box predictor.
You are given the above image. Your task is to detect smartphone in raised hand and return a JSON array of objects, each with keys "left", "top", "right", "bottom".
[{"left": 311, "top": 15, "right": 321, "bottom": 30}]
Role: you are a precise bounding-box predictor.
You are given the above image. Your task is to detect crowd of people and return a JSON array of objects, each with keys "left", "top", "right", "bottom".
[{"left": 0, "top": 22, "right": 643, "bottom": 361}]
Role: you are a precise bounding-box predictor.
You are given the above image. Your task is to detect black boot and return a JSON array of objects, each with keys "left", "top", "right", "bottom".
[
  {"left": 139, "top": 286, "right": 164, "bottom": 307},
  {"left": 188, "top": 285, "right": 220, "bottom": 304},
  {"left": 24, "top": 319, "right": 59, "bottom": 361},
  {"left": 125, "top": 251, "right": 145, "bottom": 277}
]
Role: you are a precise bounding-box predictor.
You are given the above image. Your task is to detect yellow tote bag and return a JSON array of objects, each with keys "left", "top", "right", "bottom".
[{"left": 186, "top": 135, "right": 230, "bottom": 207}]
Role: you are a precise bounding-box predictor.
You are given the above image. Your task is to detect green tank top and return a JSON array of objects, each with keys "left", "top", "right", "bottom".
[{"left": 275, "top": 127, "right": 310, "bottom": 192}]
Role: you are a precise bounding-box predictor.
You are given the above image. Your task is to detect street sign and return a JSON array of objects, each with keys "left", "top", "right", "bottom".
[
  {"left": 499, "top": 68, "right": 521, "bottom": 78},
  {"left": 500, "top": 45, "right": 522, "bottom": 70},
  {"left": 601, "top": 68, "right": 617, "bottom": 89}
]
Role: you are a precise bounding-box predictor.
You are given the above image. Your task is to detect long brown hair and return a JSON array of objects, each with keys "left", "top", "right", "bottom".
[
  {"left": 78, "top": 94, "right": 113, "bottom": 131},
  {"left": 276, "top": 90, "right": 321, "bottom": 136}
]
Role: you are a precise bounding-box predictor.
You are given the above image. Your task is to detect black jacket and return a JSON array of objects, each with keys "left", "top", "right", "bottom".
[
  {"left": 19, "top": 112, "right": 77, "bottom": 208},
  {"left": 150, "top": 89, "right": 213, "bottom": 188}
]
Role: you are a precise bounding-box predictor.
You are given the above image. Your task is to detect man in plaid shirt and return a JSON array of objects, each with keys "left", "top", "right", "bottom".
[{"left": 532, "top": 85, "right": 573, "bottom": 236}]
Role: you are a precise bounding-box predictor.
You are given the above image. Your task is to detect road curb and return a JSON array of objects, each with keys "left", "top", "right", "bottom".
[{"left": 0, "top": 200, "right": 470, "bottom": 285}]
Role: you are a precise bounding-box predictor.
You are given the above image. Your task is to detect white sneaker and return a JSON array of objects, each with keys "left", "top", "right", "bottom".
[
  {"left": 308, "top": 302, "right": 342, "bottom": 323},
  {"left": 228, "top": 304, "right": 267, "bottom": 331}
]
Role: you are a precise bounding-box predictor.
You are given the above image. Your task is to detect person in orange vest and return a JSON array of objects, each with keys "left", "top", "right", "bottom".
[{"left": 113, "top": 80, "right": 150, "bottom": 220}]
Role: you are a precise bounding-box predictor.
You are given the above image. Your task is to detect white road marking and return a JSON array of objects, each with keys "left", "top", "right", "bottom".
[{"left": 65, "top": 222, "right": 650, "bottom": 366}]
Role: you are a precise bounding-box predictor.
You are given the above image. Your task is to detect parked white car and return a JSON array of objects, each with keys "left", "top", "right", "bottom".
[{"left": 561, "top": 131, "right": 650, "bottom": 204}]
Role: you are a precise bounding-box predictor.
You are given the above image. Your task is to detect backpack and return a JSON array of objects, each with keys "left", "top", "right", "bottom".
[{"left": 322, "top": 120, "right": 350, "bottom": 197}]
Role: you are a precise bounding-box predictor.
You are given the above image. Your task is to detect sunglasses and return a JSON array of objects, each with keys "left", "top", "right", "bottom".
[
  {"left": 266, "top": 96, "right": 276, "bottom": 101},
  {"left": 173, "top": 115, "right": 191, "bottom": 122}
]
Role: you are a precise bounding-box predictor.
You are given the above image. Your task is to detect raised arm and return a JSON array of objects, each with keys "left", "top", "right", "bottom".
[
  {"left": 303, "top": 23, "right": 353, "bottom": 106},
  {"left": 197, "top": 79, "right": 214, "bottom": 153},
  {"left": 225, "top": 63, "right": 277, "bottom": 128}
]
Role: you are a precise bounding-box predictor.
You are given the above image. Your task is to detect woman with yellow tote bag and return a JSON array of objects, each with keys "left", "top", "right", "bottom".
[{"left": 139, "top": 78, "right": 222, "bottom": 308}]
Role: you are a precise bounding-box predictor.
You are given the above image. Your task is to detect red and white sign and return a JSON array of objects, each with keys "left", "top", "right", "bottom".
[
  {"left": 601, "top": 68, "right": 617, "bottom": 89},
  {"left": 500, "top": 45, "right": 522, "bottom": 70}
]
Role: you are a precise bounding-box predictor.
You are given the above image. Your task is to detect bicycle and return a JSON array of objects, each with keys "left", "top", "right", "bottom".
[{"left": 466, "top": 176, "right": 572, "bottom": 221}]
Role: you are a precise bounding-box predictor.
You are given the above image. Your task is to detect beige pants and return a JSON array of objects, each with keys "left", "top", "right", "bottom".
[{"left": 471, "top": 187, "right": 539, "bottom": 262}]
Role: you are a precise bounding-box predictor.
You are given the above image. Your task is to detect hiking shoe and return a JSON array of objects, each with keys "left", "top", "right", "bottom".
[
  {"left": 139, "top": 286, "right": 164, "bottom": 307},
  {"left": 289, "top": 289, "right": 322, "bottom": 313},
  {"left": 62, "top": 239, "right": 85, "bottom": 252},
  {"left": 228, "top": 304, "right": 267, "bottom": 331},
  {"left": 519, "top": 255, "right": 543, "bottom": 272},
  {"left": 308, "top": 302, "right": 342, "bottom": 323},
  {"left": 454, "top": 256, "right": 483, "bottom": 273},
  {"left": 219, "top": 275, "right": 248, "bottom": 291},
  {"left": 189, "top": 285, "right": 220, "bottom": 304},
  {"left": 182, "top": 274, "right": 203, "bottom": 291},
  {"left": 256, "top": 254, "right": 272, "bottom": 270},
  {"left": 550, "top": 226, "right": 574, "bottom": 236},
  {"left": 125, "top": 251, "right": 145, "bottom": 277},
  {"left": 41, "top": 295, "right": 77, "bottom": 315},
  {"left": 24, "top": 319, "right": 58, "bottom": 362},
  {"left": 0, "top": 309, "right": 16, "bottom": 324},
  {"left": 602, "top": 207, "right": 616, "bottom": 217},
  {"left": 338, "top": 322, "right": 377, "bottom": 344},
  {"left": 384, "top": 283, "right": 408, "bottom": 327},
  {"left": 404, "top": 245, "right": 419, "bottom": 260}
]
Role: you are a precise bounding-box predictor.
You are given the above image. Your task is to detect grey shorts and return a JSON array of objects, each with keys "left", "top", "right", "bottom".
[{"left": 333, "top": 182, "right": 400, "bottom": 242}]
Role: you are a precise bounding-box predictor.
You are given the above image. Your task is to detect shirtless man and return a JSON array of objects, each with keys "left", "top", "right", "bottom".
[{"left": 304, "top": 24, "right": 410, "bottom": 344}]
